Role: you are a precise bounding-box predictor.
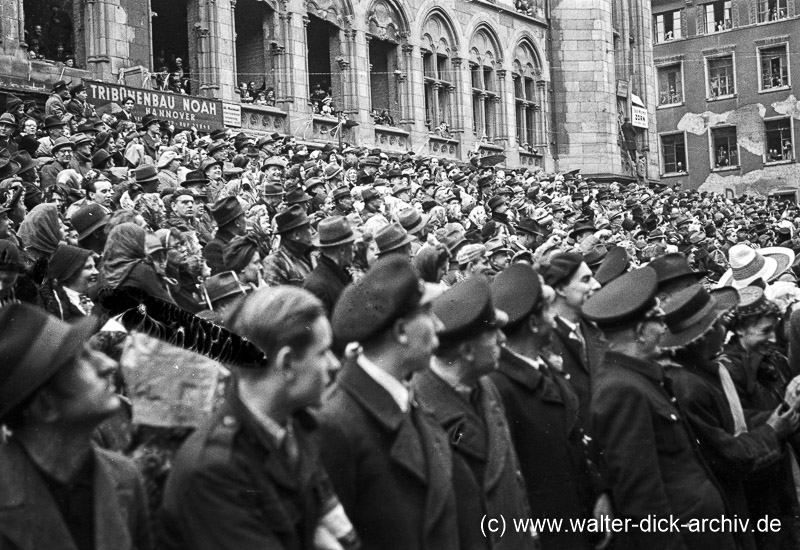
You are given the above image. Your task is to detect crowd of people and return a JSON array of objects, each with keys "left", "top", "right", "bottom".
[{"left": 4, "top": 78, "right": 800, "bottom": 550}]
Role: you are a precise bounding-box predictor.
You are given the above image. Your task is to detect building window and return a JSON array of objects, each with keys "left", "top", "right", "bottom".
[
  {"left": 655, "top": 10, "right": 682, "bottom": 43},
  {"left": 765, "top": 118, "right": 793, "bottom": 162},
  {"left": 661, "top": 133, "right": 687, "bottom": 174},
  {"left": 470, "top": 28, "right": 502, "bottom": 141},
  {"left": 760, "top": 45, "right": 789, "bottom": 90},
  {"left": 369, "top": 38, "right": 399, "bottom": 125},
  {"left": 151, "top": 0, "right": 191, "bottom": 94},
  {"left": 235, "top": 0, "right": 275, "bottom": 105},
  {"left": 658, "top": 64, "right": 683, "bottom": 105},
  {"left": 703, "top": 1, "right": 732, "bottom": 33},
  {"left": 307, "top": 15, "right": 340, "bottom": 115},
  {"left": 711, "top": 126, "right": 739, "bottom": 168},
  {"left": 512, "top": 41, "right": 545, "bottom": 153},
  {"left": 423, "top": 51, "right": 453, "bottom": 133},
  {"left": 758, "top": 0, "right": 788, "bottom": 22},
  {"left": 707, "top": 55, "right": 735, "bottom": 98},
  {"left": 23, "top": 1, "right": 78, "bottom": 66}
]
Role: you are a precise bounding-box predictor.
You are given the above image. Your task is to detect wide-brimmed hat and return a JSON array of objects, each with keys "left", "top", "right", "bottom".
[
  {"left": 718, "top": 244, "right": 795, "bottom": 289},
  {"left": 51, "top": 136, "right": 75, "bottom": 153},
  {"left": 210, "top": 196, "right": 244, "bottom": 227},
  {"left": 285, "top": 188, "right": 312, "bottom": 204},
  {"left": 398, "top": 208, "right": 430, "bottom": 235},
  {"left": 312, "top": 216, "right": 355, "bottom": 247},
  {"left": 138, "top": 113, "right": 161, "bottom": 131},
  {"left": 324, "top": 164, "right": 343, "bottom": 180},
  {"left": 134, "top": 164, "right": 159, "bottom": 184},
  {"left": 44, "top": 115, "right": 67, "bottom": 129},
  {"left": 331, "top": 186, "right": 351, "bottom": 202},
  {"left": 9, "top": 151, "right": 38, "bottom": 174},
  {"left": 375, "top": 222, "right": 415, "bottom": 255},
  {"left": 182, "top": 170, "right": 208, "bottom": 187},
  {"left": 569, "top": 220, "right": 597, "bottom": 240},
  {"left": 661, "top": 284, "right": 738, "bottom": 349},
  {"left": 91, "top": 149, "right": 112, "bottom": 169},
  {"left": 0, "top": 149, "right": 20, "bottom": 180},
  {"left": 70, "top": 133, "right": 93, "bottom": 147},
  {"left": 275, "top": 204, "right": 310, "bottom": 234},
  {"left": 0, "top": 302, "right": 101, "bottom": 420}
]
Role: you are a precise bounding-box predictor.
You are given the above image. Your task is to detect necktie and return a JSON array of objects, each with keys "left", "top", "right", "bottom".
[{"left": 718, "top": 364, "right": 748, "bottom": 435}]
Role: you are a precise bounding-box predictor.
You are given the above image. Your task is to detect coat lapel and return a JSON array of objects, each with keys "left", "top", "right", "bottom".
[
  {"left": 499, "top": 348, "right": 564, "bottom": 406},
  {"left": 338, "top": 360, "right": 427, "bottom": 484},
  {"left": 413, "top": 405, "right": 454, "bottom": 540},
  {"left": 478, "top": 378, "right": 511, "bottom": 493},
  {"left": 94, "top": 450, "right": 133, "bottom": 550},
  {"left": 554, "top": 317, "right": 588, "bottom": 373}
]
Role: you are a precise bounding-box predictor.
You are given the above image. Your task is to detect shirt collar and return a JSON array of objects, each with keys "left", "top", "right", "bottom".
[
  {"left": 62, "top": 286, "right": 85, "bottom": 312},
  {"left": 240, "top": 397, "right": 288, "bottom": 448},
  {"left": 357, "top": 354, "right": 410, "bottom": 413}
]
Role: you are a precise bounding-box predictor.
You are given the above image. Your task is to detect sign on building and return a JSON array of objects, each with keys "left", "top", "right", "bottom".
[
  {"left": 222, "top": 102, "right": 242, "bottom": 128},
  {"left": 630, "top": 94, "right": 648, "bottom": 129},
  {"left": 84, "top": 80, "right": 224, "bottom": 132}
]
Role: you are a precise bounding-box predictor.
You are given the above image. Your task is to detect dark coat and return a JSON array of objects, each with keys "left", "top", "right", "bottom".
[
  {"left": 0, "top": 439, "right": 151, "bottom": 550},
  {"left": 411, "top": 368, "right": 537, "bottom": 550},
  {"left": 550, "top": 317, "right": 607, "bottom": 429},
  {"left": 160, "top": 389, "right": 332, "bottom": 550},
  {"left": 591, "top": 351, "right": 737, "bottom": 550},
  {"left": 303, "top": 254, "right": 352, "bottom": 316},
  {"left": 665, "top": 360, "right": 782, "bottom": 550},
  {"left": 202, "top": 227, "right": 237, "bottom": 275},
  {"left": 488, "top": 347, "right": 600, "bottom": 550},
  {"left": 315, "top": 359, "right": 460, "bottom": 550}
]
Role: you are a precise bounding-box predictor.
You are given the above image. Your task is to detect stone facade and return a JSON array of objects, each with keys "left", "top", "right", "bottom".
[
  {"left": 1, "top": 0, "right": 656, "bottom": 179},
  {"left": 652, "top": 0, "right": 800, "bottom": 194}
]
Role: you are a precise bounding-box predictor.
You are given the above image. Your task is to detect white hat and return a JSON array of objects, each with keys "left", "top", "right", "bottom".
[{"left": 718, "top": 244, "right": 795, "bottom": 289}]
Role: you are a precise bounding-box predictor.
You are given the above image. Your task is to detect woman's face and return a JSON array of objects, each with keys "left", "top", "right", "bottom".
[{"left": 737, "top": 316, "right": 777, "bottom": 352}]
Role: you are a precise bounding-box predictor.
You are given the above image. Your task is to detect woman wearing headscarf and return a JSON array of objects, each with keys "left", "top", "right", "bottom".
[
  {"left": 15, "top": 202, "right": 65, "bottom": 303},
  {"left": 38, "top": 243, "right": 98, "bottom": 321},
  {"left": 96, "top": 222, "right": 172, "bottom": 311}
]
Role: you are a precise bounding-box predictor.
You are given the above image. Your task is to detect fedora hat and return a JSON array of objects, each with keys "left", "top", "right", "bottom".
[
  {"left": 647, "top": 252, "right": 707, "bottom": 286},
  {"left": 201, "top": 271, "right": 251, "bottom": 309},
  {"left": 44, "top": 115, "right": 66, "bottom": 129},
  {"left": 0, "top": 149, "right": 20, "bottom": 180},
  {"left": 275, "top": 204, "right": 310, "bottom": 234},
  {"left": 324, "top": 164, "right": 343, "bottom": 180},
  {"left": 138, "top": 113, "right": 161, "bottom": 131},
  {"left": 9, "top": 151, "right": 38, "bottom": 174},
  {"left": 516, "top": 217, "right": 544, "bottom": 237},
  {"left": 70, "top": 133, "right": 93, "bottom": 147},
  {"left": 718, "top": 244, "right": 795, "bottom": 289},
  {"left": 361, "top": 188, "right": 381, "bottom": 203},
  {"left": 200, "top": 158, "right": 223, "bottom": 173},
  {"left": 661, "top": 284, "right": 739, "bottom": 349},
  {"left": 285, "top": 188, "right": 312, "bottom": 204},
  {"left": 0, "top": 303, "right": 102, "bottom": 420},
  {"left": 331, "top": 186, "right": 351, "bottom": 202},
  {"left": 262, "top": 184, "right": 284, "bottom": 197},
  {"left": 72, "top": 203, "right": 110, "bottom": 241},
  {"left": 210, "top": 196, "right": 244, "bottom": 227},
  {"left": 51, "top": 136, "right": 75, "bottom": 153},
  {"left": 304, "top": 177, "right": 325, "bottom": 193},
  {"left": 134, "top": 164, "right": 159, "bottom": 184},
  {"left": 398, "top": 208, "right": 430, "bottom": 235},
  {"left": 182, "top": 170, "right": 208, "bottom": 187},
  {"left": 312, "top": 216, "right": 355, "bottom": 247},
  {"left": 207, "top": 140, "right": 227, "bottom": 156},
  {"left": 569, "top": 220, "right": 597, "bottom": 240},
  {"left": 375, "top": 222, "right": 416, "bottom": 256},
  {"left": 91, "top": 149, "right": 112, "bottom": 169}
]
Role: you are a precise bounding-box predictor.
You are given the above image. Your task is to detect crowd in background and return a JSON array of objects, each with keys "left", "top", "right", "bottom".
[{"left": 4, "top": 78, "right": 800, "bottom": 550}]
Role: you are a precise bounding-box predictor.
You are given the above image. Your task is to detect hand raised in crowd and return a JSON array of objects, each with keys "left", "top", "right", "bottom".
[{"left": 766, "top": 404, "right": 800, "bottom": 438}]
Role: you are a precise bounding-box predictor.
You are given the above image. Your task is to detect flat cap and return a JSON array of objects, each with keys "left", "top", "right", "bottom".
[
  {"left": 541, "top": 252, "right": 584, "bottom": 288},
  {"left": 582, "top": 267, "right": 659, "bottom": 330},
  {"left": 491, "top": 263, "right": 543, "bottom": 327},
  {"left": 433, "top": 276, "right": 506, "bottom": 341},
  {"left": 332, "top": 256, "right": 424, "bottom": 344},
  {"left": 456, "top": 243, "right": 486, "bottom": 266}
]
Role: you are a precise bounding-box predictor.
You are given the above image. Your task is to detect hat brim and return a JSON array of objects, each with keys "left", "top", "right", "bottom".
[
  {"left": 405, "top": 213, "right": 431, "bottom": 235},
  {"left": 661, "top": 292, "right": 737, "bottom": 350},
  {"left": 718, "top": 247, "right": 795, "bottom": 289},
  {"left": 312, "top": 233, "right": 356, "bottom": 247},
  {"left": 377, "top": 233, "right": 416, "bottom": 255},
  {"left": 277, "top": 219, "right": 311, "bottom": 234},
  {"left": 77, "top": 216, "right": 109, "bottom": 241},
  {"left": 0, "top": 314, "right": 101, "bottom": 420}
]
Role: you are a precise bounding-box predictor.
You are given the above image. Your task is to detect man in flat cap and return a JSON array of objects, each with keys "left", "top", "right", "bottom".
[
  {"left": 0, "top": 303, "right": 151, "bottom": 550},
  {"left": 161, "top": 286, "right": 358, "bottom": 550},
  {"left": 541, "top": 252, "right": 605, "bottom": 427},
  {"left": 412, "top": 276, "right": 539, "bottom": 550},
  {"left": 317, "top": 256, "right": 460, "bottom": 550},
  {"left": 490, "top": 264, "right": 613, "bottom": 550},
  {"left": 585, "top": 267, "right": 737, "bottom": 550}
]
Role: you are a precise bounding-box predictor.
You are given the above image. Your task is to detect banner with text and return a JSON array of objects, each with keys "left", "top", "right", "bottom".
[{"left": 84, "top": 80, "right": 224, "bottom": 132}]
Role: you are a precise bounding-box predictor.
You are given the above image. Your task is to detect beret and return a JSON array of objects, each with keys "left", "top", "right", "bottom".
[
  {"left": 541, "top": 252, "right": 584, "bottom": 288},
  {"left": 332, "top": 256, "right": 423, "bottom": 344},
  {"left": 456, "top": 244, "right": 486, "bottom": 266},
  {"left": 491, "top": 263, "right": 543, "bottom": 327},
  {"left": 433, "top": 276, "right": 505, "bottom": 342},
  {"left": 582, "top": 267, "right": 658, "bottom": 330}
]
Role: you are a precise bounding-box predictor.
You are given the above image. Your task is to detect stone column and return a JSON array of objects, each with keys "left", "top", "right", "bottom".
[
  {"left": 450, "top": 55, "right": 466, "bottom": 133},
  {"left": 496, "top": 68, "right": 510, "bottom": 141}
]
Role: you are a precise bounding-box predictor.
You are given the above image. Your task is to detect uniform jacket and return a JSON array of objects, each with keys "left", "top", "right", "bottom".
[
  {"left": 666, "top": 360, "right": 782, "bottom": 550},
  {"left": 160, "top": 389, "right": 332, "bottom": 550},
  {"left": 591, "top": 351, "right": 736, "bottom": 550},
  {"left": 316, "top": 359, "right": 460, "bottom": 550},
  {"left": 412, "top": 368, "right": 537, "bottom": 550},
  {"left": 262, "top": 240, "right": 314, "bottom": 287},
  {"left": 302, "top": 254, "right": 352, "bottom": 316},
  {"left": 489, "top": 347, "right": 601, "bottom": 550},
  {"left": 550, "top": 316, "right": 607, "bottom": 428},
  {"left": 0, "top": 439, "right": 151, "bottom": 550}
]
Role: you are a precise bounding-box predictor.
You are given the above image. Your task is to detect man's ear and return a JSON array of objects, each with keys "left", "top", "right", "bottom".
[
  {"left": 275, "top": 346, "right": 295, "bottom": 380},
  {"left": 392, "top": 318, "right": 409, "bottom": 346},
  {"left": 28, "top": 389, "right": 61, "bottom": 424},
  {"left": 458, "top": 340, "right": 474, "bottom": 362}
]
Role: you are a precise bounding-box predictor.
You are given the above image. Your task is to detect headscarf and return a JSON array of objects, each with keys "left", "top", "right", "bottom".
[
  {"left": 223, "top": 234, "right": 259, "bottom": 273},
  {"left": 413, "top": 244, "right": 449, "bottom": 283},
  {"left": 100, "top": 223, "right": 150, "bottom": 290},
  {"left": 17, "top": 203, "right": 62, "bottom": 256}
]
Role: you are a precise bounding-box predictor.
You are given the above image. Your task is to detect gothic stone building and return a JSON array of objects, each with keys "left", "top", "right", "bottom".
[{"left": 0, "top": 0, "right": 657, "bottom": 180}]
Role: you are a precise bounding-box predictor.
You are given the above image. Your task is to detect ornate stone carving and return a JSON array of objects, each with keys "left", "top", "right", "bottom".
[{"left": 367, "top": 0, "right": 404, "bottom": 42}]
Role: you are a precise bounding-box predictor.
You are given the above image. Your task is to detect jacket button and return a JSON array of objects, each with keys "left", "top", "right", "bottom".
[
  {"left": 670, "top": 414, "right": 678, "bottom": 421},
  {"left": 222, "top": 415, "right": 236, "bottom": 427},
  {"left": 670, "top": 397, "right": 677, "bottom": 403}
]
